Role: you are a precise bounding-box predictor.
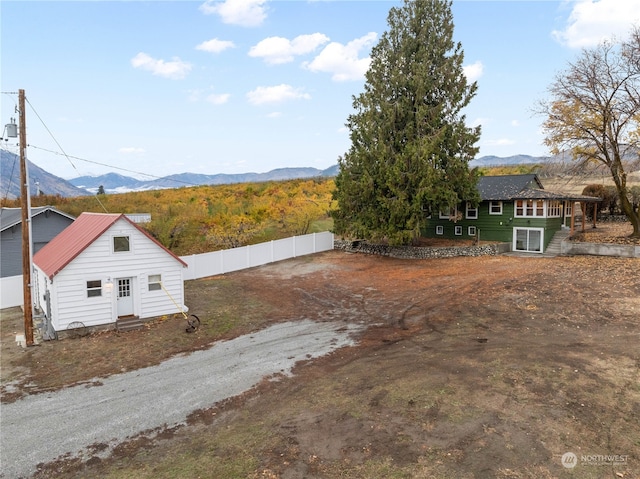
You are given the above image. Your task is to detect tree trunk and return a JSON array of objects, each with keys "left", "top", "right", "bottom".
[{"left": 609, "top": 159, "right": 640, "bottom": 237}]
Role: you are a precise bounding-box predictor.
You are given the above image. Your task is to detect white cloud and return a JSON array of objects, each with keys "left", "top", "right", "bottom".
[
  {"left": 463, "top": 60, "right": 484, "bottom": 83},
  {"left": 304, "top": 32, "right": 377, "bottom": 82},
  {"left": 246, "top": 84, "right": 311, "bottom": 105},
  {"left": 249, "top": 33, "right": 330, "bottom": 65},
  {"left": 131, "top": 52, "right": 192, "bottom": 79},
  {"left": 552, "top": 0, "right": 640, "bottom": 48},
  {"left": 267, "top": 111, "right": 282, "bottom": 118},
  {"left": 196, "top": 38, "right": 236, "bottom": 53},
  {"left": 511, "top": 119, "right": 521, "bottom": 127},
  {"left": 119, "top": 147, "right": 145, "bottom": 154},
  {"left": 199, "top": 0, "right": 267, "bottom": 27},
  {"left": 206, "top": 93, "right": 231, "bottom": 105}
]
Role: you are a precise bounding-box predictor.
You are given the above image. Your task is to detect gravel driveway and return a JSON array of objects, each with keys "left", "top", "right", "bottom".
[{"left": 0, "top": 319, "right": 361, "bottom": 478}]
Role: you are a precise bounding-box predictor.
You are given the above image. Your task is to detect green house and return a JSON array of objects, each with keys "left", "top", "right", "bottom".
[{"left": 423, "top": 174, "right": 600, "bottom": 254}]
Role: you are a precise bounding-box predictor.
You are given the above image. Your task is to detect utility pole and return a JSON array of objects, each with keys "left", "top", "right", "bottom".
[{"left": 19, "top": 89, "right": 34, "bottom": 346}]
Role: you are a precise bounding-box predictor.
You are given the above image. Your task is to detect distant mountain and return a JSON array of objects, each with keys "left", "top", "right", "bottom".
[
  {"left": 469, "top": 154, "right": 549, "bottom": 167},
  {"left": 70, "top": 165, "right": 342, "bottom": 194},
  {"left": 71, "top": 172, "right": 148, "bottom": 191},
  {"left": 2, "top": 152, "right": 557, "bottom": 199},
  {"left": 0, "top": 150, "right": 89, "bottom": 199}
]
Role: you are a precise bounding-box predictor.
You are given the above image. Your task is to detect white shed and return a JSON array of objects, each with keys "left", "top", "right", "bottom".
[{"left": 32, "top": 212, "right": 188, "bottom": 339}]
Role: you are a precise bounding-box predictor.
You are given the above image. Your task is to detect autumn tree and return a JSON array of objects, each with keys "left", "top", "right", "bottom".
[
  {"left": 538, "top": 27, "right": 640, "bottom": 237},
  {"left": 332, "top": 0, "right": 480, "bottom": 245}
]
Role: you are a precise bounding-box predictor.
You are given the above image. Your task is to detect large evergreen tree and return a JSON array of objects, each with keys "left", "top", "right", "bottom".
[{"left": 332, "top": 0, "right": 480, "bottom": 245}]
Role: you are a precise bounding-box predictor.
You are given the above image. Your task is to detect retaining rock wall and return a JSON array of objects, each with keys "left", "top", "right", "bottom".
[{"left": 334, "top": 239, "right": 510, "bottom": 259}]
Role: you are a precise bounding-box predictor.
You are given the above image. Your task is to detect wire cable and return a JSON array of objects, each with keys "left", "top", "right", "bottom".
[
  {"left": 0, "top": 145, "right": 19, "bottom": 202},
  {"left": 23, "top": 97, "right": 112, "bottom": 212},
  {"left": 28, "top": 144, "right": 201, "bottom": 187}
]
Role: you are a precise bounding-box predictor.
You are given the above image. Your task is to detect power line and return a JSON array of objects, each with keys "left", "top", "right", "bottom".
[
  {"left": 1, "top": 145, "right": 19, "bottom": 202},
  {"left": 4, "top": 91, "right": 201, "bottom": 207},
  {"left": 28, "top": 144, "right": 200, "bottom": 187}
]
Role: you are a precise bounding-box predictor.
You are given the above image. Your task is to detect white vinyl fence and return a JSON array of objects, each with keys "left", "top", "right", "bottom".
[
  {"left": 180, "top": 231, "right": 334, "bottom": 280},
  {"left": 1, "top": 275, "right": 24, "bottom": 309},
  {"left": 0, "top": 232, "right": 335, "bottom": 310}
]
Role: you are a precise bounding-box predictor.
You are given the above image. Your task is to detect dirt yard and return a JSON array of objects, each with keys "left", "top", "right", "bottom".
[{"left": 1, "top": 226, "right": 639, "bottom": 478}]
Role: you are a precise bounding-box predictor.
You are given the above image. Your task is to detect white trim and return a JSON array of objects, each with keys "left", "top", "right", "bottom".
[
  {"left": 454, "top": 225, "right": 463, "bottom": 236},
  {"left": 468, "top": 226, "right": 477, "bottom": 236},
  {"left": 436, "top": 225, "right": 444, "bottom": 235}
]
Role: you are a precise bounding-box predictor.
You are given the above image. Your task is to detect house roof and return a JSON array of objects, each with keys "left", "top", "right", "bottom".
[
  {"left": 477, "top": 174, "right": 601, "bottom": 202},
  {"left": 0, "top": 206, "right": 75, "bottom": 232},
  {"left": 33, "top": 212, "right": 187, "bottom": 279},
  {"left": 476, "top": 174, "right": 543, "bottom": 201}
]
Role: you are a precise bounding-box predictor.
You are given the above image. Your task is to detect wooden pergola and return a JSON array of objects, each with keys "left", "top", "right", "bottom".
[{"left": 567, "top": 195, "right": 603, "bottom": 236}]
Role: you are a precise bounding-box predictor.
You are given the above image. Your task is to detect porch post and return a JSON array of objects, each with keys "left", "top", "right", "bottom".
[
  {"left": 581, "top": 202, "right": 586, "bottom": 233},
  {"left": 592, "top": 202, "right": 597, "bottom": 229},
  {"left": 570, "top": 201, "right": 576, "bottom": 236}
]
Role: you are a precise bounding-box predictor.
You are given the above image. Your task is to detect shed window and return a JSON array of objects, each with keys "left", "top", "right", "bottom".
[
  {"left": 87, "top": 280, "right": 102, "bottom": 297},
  {"left": 113, "top": 236, "right": 130, "bottom": 252},
  {"left": 148, "top": 274, "right": 162, "bottom": 291}
]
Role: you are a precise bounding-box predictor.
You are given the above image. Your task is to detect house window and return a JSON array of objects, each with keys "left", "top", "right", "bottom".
[
  {"left": 454, "top": 225, "right": 463, "bottom": 236},
  {"left": 515, "top": 199, "right": 545, "bottom": 217},
  {"left": 148, "top": 274, "right": 162, "bottom": 291},
  {"left": 439, "top": 206, "right": 457, "bottom": 220},
  {"left": 468, "top": 226, "right": 477, "bottom": 236},
  {"left": 547, "top": 200, "right": 562, "bottom": 217},
  {"left": 113, "top": 236, "right": 130, "bottom": 252},
  {"left": 514, "top": 228, "right": 543, "bottom": 253},
  {"left": 87, "top": 280, "right": 102, "bottom": 297},
  {"left": 466, "top": 202, "right": 478, "bottom": 219},
  {"left": 436, "top": 225, "right": 444, "bottom": 235},
  {"left": 489, "top": 201, "right": 503, "bottom": 215},
  {"left": 565, "top": 201, "right": 572, "bottom": 217}
]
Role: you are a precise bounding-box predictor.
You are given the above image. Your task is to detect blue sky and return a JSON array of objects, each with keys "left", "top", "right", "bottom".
[{"left": 2, "top": 0, "right": 640, "bottom": 180}]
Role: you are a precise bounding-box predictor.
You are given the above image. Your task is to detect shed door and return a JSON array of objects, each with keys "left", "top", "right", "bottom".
[{"left": 117, "top": 278, "right": 134, "bottom": 317}]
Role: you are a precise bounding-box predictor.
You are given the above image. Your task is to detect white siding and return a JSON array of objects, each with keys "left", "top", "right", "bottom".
[
  {"left": 139, "top": 269, "right": 185, "bottom": 318},
  {"left": 46, "top": 218, "right": 185, "bottom": 331}
]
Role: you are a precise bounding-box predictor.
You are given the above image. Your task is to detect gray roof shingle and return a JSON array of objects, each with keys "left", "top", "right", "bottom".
[{"left": 477, "top": 174, "right": 600, "bottom": 202}]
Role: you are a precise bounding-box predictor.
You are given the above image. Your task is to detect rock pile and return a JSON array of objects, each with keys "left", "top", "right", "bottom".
[{"left": 333, "top": 239, "right": 503, "bottom": 259}]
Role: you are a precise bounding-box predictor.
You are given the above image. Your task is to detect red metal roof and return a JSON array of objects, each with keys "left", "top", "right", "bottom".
[{"left": 33, "top": 212, "right": 186, "bottom": 279}]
